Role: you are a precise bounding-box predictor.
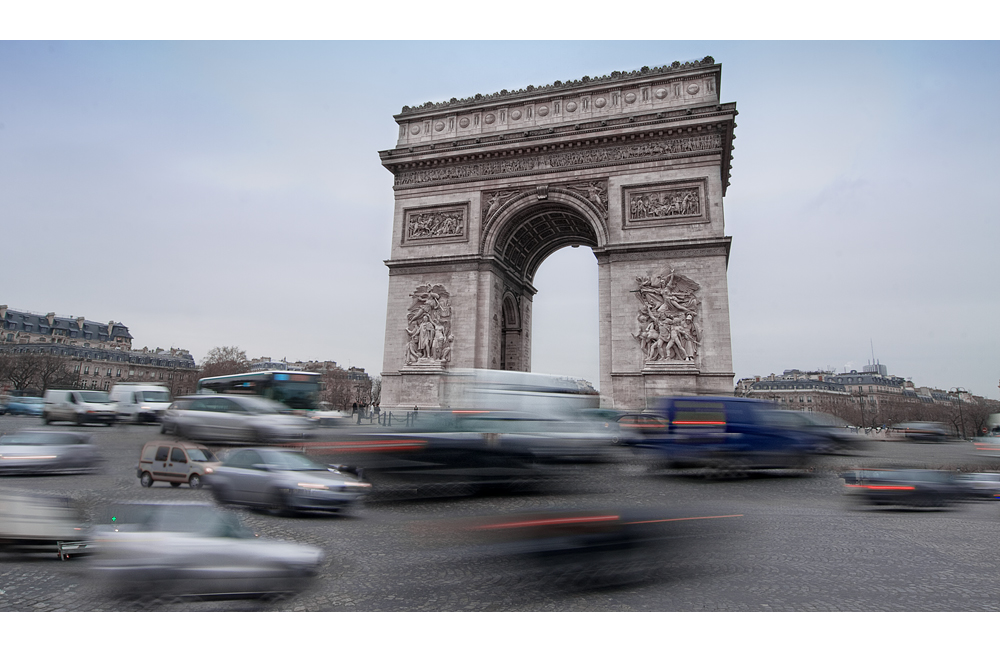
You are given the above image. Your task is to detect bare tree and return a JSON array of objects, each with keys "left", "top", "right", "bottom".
[
  {"left": 2, "top": 350, "right": 43, "bottom": 392},
  {"left": 371, "top": 375, "right": 382, "bottom": 407},
  {"left": 35, "top": 352, "right": 77, "bottom": 392},
  {"left": 199, "top": 346, "right": 251, "bottom": 379}
]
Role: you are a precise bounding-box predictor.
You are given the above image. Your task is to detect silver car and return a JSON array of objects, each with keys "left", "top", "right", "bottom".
[
  {"left": 207, "top": 448, "right": 370, "bottom": 515},
  {"left": 89, "top": 501, "right": 323, "bottom": 600},
  {"left": 0, "top": 431, "right": 102, "bottom": 474},
  {"left": 163, "top": 394, "right": 314, "bottom": 444}
]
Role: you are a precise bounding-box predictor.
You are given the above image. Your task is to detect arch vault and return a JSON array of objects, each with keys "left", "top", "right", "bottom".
[{"left": 378, "top": 57, "right": 737, "bottom": 410}]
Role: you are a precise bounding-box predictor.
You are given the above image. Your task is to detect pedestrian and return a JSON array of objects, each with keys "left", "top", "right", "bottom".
[{"left": 352, "top": 401, "right": 357, "bottom": 416}]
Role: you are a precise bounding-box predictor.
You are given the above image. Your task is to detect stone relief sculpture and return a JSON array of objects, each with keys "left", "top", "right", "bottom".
[
  {"left": 404, "top": 284, "right": 454, "bottom": 366},
  {"left": 483, "top": 190, "right": 518, "bottom": 221},
  {"left": 566, "top": 180, "right": 609, "bottom": 216},
  {"left": 629, "top": 187, "right": 700, "bottom": 221},
  {"left": 632, "top": 270, "right": 702, "bottom": 363},
  {"left": 406, "top": 208, "right": 465, "bottom": 241}
]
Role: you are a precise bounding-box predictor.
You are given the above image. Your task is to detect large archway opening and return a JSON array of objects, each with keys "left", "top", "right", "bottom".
[{"left": 529, "top": 245, "right": 600, "bottom": 389}]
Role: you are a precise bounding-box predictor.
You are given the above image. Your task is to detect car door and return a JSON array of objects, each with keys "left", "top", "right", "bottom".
[
  {"left": 212, "top": 397, "right": 253, "bottom": 443},
  {"left": 167, "top": 447, "right": 191, "bottom": 484},
  {"left": 151, "top": 445, "right": 172, "bottom": 482},
  {"left": 223, "top": 449, "right": 266, "bottom": 504}
]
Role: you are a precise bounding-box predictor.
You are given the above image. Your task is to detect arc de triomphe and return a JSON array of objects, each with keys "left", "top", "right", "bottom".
[{"left": 379, "top": 57, "right": 737, "bottom": 411}]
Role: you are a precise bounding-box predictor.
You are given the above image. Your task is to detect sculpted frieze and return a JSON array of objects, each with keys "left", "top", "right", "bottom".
[
  {"left": 404, "top": 284, "right": 454, "bottom": 367},
  {"left": 481, "top": 179, "right": 609, "bottom": 226},
  {"left": 632, "top": 270, "right": 702, "bottom": 364},
  {"left": 402, "top": 204, "right": 469, "bottom": 245},
  {"left": 394, "top": 133, "right": 723, "bottom": 187},
  {"left": 622, "top": 179, "right": 708, "bottom": 229}
]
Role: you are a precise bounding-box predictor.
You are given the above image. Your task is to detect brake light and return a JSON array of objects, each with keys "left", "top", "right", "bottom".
[{"left": 845, "top": 484, "right": 916, "bottom": 490}]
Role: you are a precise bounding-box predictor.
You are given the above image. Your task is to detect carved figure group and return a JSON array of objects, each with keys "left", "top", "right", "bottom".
[
  {"left": 404, "top": 284, "right": 454, "bottom": 366},
  {"left": 407, "top": 210, "right": 465, "bottom": 240},
  {"left": 632, "top": 271, "right": 702, "bottom": 363},
  {"left": 630, "top": 189, "right": 700, "bottom": 221}
]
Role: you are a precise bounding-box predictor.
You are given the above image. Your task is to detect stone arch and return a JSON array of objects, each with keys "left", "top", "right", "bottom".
[
  {"left": 500, "top": 291, "right": 521, "bottom": 371},
  {"left": 480, "top": 189, "right": 608, "bottom": 283}
]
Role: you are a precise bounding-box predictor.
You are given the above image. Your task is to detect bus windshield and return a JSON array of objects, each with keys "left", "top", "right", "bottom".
[{"left": 197, "top": 372, "right": 321, "bottom": 410}]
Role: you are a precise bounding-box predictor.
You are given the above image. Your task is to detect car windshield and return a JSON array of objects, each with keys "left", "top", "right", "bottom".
[
  {"left": 139, "top": 391, "right": 171, "bottom": 403},
  {"left": 0, "top": 433, "right": 79, "bottom": 446},
  {"left": 18, "top": 397, "right": 44, "bottom": 404},
  {"left": 261, "top": 450, "right": 326, "bottom": 471},
  {"left": 185, "top": 447, "right": 217, "bottom": 462},
  {"left": 79, "top": 391, "right": 111, "bottom": 403},
  {"left": 149, "top": 505, "right": 254, "bottom": 538}
]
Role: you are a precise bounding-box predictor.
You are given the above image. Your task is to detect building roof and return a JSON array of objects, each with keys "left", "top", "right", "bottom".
[{"left": 0, "top": 305, "right": 131, "bottom": 341}]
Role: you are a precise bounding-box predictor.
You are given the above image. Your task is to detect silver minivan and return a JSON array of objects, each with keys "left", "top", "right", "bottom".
[
  {"left": 42, "top": 389, "right": 117, "bottom": 426},
  {"left": 164, "top": 394, "right": 313, "bottom": 443}
]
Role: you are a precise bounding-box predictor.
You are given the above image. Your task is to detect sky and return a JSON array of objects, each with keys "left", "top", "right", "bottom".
[{"left": 2, "top": 37, "right": 998, "bottom": 398}]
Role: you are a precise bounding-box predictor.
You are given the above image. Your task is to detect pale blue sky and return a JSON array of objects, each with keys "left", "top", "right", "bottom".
[{"left": 2, "top": 41, "right": 998, "bottom": 397}]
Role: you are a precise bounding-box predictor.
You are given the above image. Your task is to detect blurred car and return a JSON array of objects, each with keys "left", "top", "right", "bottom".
[
  {"left": 894, "top": 421, "right": 952, "bottom": 443},
  {"left": 972, "top": 435, "right": 1000, "bottom": 458},
  {"left": 310, "top": 407, "right": 349, "bottom": 426},
  {"left": 7, "top": 396, "right": 44, "bottom": 417},
  {"left": 840, "top": 468, "right": 971, "bottom": 507},
  {"left": 88, "top": 501, "right": 323, "bottom": 599},
  {"left": 767, "top": 410, "right": 870, "bottom": 454},
  {"left": 0, "top": 492, "right": 90, "bottom": 559},
  {"left": 624, "top": 396, "right": 819, "bottom": 476},
  {"left": 956, "top": 472, "right": 1000, "bottom": 499},
  {"left": 162, "top": 394, "right": 314, "bottom": 443},
  {"left": 136, "top": 440, "right": 221, "bottom": 489},
  {"left": 615, "top": 413, "right": 670, "bottom": 441},
  {"left": 0, "top": 431, "right": 102, "bottom": 474},
  {"left": 206, "top": 448, "right": 370, "bottom": 515},
  {"left": 42, "top": 389, "right": 117, "bottom": 426}
]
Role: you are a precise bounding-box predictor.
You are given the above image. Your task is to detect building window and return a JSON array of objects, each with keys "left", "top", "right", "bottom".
[
  {"left": 91, "top": 380, "right": 98, "bottom": 389},
  {"left": 83, "top": 366, "right": 89, "bottom": 375},
  {"left": 94, "top": 367, "right": 100, "bottom": 376},
  {"left": 103, "top": 381, "right": 110, "bottom": 390},
  {"left": 116, "top": 369, "right": 121, "bottom": 377},
  {"left": 129, "top": 370, "right": 134, "bottom": 376},
  {"left": 107, "top": 368, "right": 112, "bottom": 377}
]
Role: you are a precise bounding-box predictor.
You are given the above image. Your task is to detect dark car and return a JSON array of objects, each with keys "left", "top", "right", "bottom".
[
  {"left": 7, "top": 396, "right": 44, "bottom": 417},
  {"left": 840, "top": 468, "right": 972, "bottom": 507},
  {"left": 615, "top": 413, "right": 670, "bottom": 441},
  {"left": 768, "top": 410, "right": 870, "bottom": 454},
  {"left": 623, "top": 396, "right": 820, "bottom": 476},
  {"left": 894, "top": 422, "right": 952, "bottom": 443}
]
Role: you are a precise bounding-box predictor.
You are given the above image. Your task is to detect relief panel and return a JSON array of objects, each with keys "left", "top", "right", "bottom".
[
  {"left": 621, "top": 178, "right": 709, "bottom": 229},
  {"left": 401, "top": 203, "right": 470, "bottom": 246}
]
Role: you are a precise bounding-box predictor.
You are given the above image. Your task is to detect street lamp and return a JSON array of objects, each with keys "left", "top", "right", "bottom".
[{"left": 950, "top": 387, "right": 967, "bottom": 439}]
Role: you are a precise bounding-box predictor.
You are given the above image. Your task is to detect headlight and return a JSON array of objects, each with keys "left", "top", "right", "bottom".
[{"left": 297, "top": 482, "right": 328, "bottom": 490}]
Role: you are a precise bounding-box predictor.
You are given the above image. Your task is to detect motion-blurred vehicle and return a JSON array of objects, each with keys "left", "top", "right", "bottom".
[
  {"left": 162, "top": 394, "right": 314, "bottom": 443},
  {"left": 196, "top": 370, "right": 322, "bottom": 411},
  {"left": 972, "top": 435, "right": 1000, "bottom": 458},
  {"left": 0, "top": 431, "right": 102, "bottom": 475},
  {"left": 42, "top": 389, "right": 117, "bottom": 426},
  {"left": 768, "top": 410, "right": 870, "bottom": 454},
  {"left": 88, "top": 501, "right": 323, "bottom": 599},
  {"left": 623, "top": 396, "right": 819, "bottom": 476},
  {"left": 136, "top": 440, "right": 221, "bottom": 489},
  {"left": 310, "top": 405, "right": 349, "bottom": 426},
  {"left": 894, "top": 421, "right": 952, "bottom": 443},
  {"left": 427, "top": 508, "right": 742, "bottom": 590},
  {"left": 6, "top": 396, "right": 44, "bottom": 417},
  {"left": 840, "top": 468, "right": 972, "bottom": 507},
  {"left": 206, "top": 448, "right": 370, "bottom": 515},
  {"left": 110, "top": 384, "right": 172, "bottom": 423},
  {"left": 615, "top": 413, "right": 670, "bottom": 441},
  {"left": 0, "top": 492, "right": 89, "bottom": 559},
  {"left": 956, "top": 472, "right": 1000, "bottom": 499}
]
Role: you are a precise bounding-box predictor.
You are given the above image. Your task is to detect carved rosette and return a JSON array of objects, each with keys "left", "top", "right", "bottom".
[
  {"left": 632, "top": 271, "right": 702, "bottom": 365},
  {"left": 402, "top": 204, "right": 469, "bottom": 245},
  {"left": 403, "top": 284, "right": 454, "bottom": 368}
]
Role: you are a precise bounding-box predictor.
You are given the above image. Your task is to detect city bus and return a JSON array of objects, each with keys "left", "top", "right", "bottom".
[{"left": 196, "top": 371, "right": 321, "bottom": 411}]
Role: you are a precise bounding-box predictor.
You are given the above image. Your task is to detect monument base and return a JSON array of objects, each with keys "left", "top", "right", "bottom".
[{"left": 381, "top": 367, "right": 447, "bottom": 411}]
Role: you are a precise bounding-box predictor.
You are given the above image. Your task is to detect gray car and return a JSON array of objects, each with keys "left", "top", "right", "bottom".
[
  {"left": 0, "top": 431, "right": 102, "bottom": 475},
  {"left": 207, "top": 448, "right": 370, "bottom": 515},
  {"left": 88, "top": 501, "right": 323, "bottom": 599},
  {"left": 162, "top": 394, "right": 314, "bottom": 444}
]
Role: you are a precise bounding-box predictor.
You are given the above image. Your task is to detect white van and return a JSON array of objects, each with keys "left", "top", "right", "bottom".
[
  {"left": 42, "top": 389, "right": 118, "bottom": 426},
  {"left": 110, "top": 384, "right": 173, "bottom": 423}
]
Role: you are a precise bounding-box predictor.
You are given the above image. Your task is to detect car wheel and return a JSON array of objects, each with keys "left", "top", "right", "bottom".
[
  {"left": 75, "top": 414, "right": 85, "bottom": 427},
  {"left": 265, "top": 489, "right": 289, "bottom": 517},
  {"left": 189, "top": 474, "right": 202, "bottom": 490},
  {"left": 43, "top": 412, "right": 51, "bottom": 425},
  {"left": 140, "top": 472, "right": 154, "bottom": 488},
  {"left": 210, "top": 484, "right": 230, "bottom": 504}
]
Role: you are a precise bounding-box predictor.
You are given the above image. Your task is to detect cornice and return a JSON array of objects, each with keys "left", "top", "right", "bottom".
[{"left": 395, "top": 57, "right": 718, "bottom": 118}]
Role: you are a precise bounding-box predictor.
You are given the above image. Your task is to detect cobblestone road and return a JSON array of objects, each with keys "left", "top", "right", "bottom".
[{"left": 2, "top": 415, "right": 999, "bottom": 612}]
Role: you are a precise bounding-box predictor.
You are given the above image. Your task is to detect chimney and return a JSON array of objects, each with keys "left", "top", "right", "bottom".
[
  {"left": 46, "top": 313, "right": 56, "bottom": 327},
  {"left": 0, "top": 305, "right": 6, "bottom": 320},
  {"left": 76, "top": 316, "right": 85, "bottom": 332}
]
